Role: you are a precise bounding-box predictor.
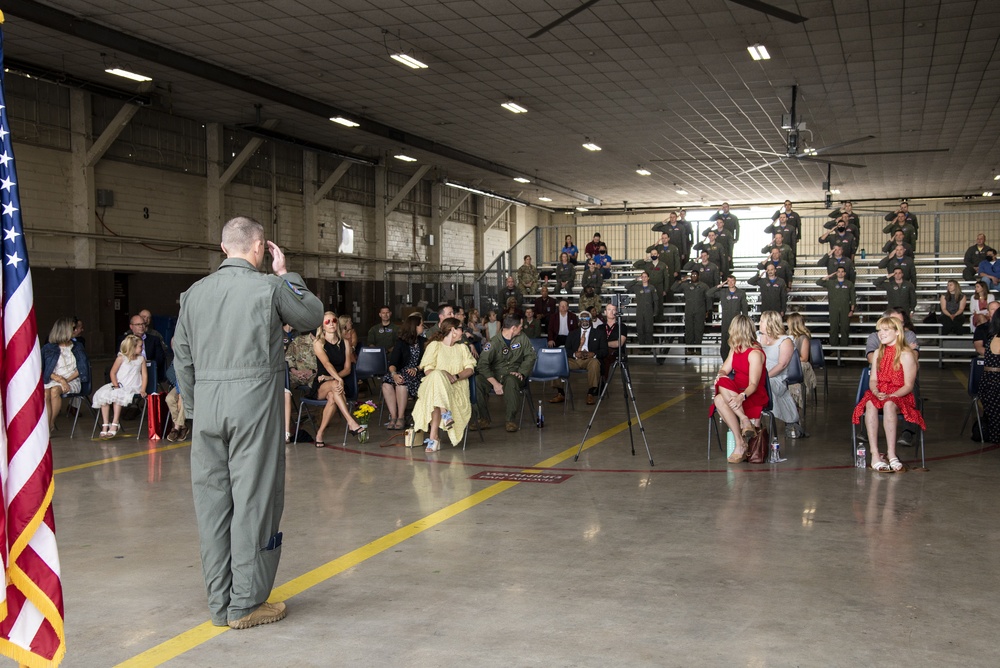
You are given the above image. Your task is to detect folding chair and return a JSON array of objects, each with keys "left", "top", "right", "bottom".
[
  {"left": 355, "top": 347, "right": 388, "bottom": 425},
  {"left": 293, "top": 369, "right": 359, "bottom": 446},
  {"left": 65, "top": 363, "right": 95, "bottom": 438},
  {"left": 809, "top": 338, "right": 828, "bottom": 404},
  {"left": 960, "top": 357, "right": 985, "bottom": 438},
  {"left": 519, "top": 348, "right": 572, "bottom": 425},
  {"left": 529, "top": 337, "right": 548, "bottom": 351},
  {"left": 850, "top": 367, "right": 926, "bottom": 468},
  {"left": 784, "top": 351, "right": 806, "bottom": 428},
  {"left": 91, "top": 362, "right": 158, "bottom": 440}
]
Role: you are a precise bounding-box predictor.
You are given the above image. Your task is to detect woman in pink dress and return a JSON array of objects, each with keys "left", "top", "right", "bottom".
[
  {"left": 711, "top": 315, "right": 769, "bottom": 463},
  {"left": 852, "top": 316, "right": 925, "bottom": 471}
]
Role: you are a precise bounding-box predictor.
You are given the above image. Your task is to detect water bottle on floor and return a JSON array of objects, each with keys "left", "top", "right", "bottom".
[
  {"left": 536, "top": 401, "right": 545, "bottom": 428},
  {"left": 726, "top": 428, "right": 736, "bottom": 458},
  {"left": 768, "top": 435, "right": 782, "bottom": 463},
  {"left": 855, "top": 443, "right": 867, "bottom": 468}
]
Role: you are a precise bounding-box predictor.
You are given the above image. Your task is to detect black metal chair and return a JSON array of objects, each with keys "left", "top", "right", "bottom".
[
  {"left": 293, "top": 369, "right": 359, "bottom": 446},
  {"left": 850, "top": 367, "right": 926, "bottom": 468},
  {"left": 960, "top": 357, "right": 985, "bottom": 438},
  {"left": 65, "top": 363, "right": 94, "bottom": 438},
  {"left": 462, "top": 373, "right": 486, "bottom": 451},
  {"left": 354, "top": 347, "right": 388, "bottom": 425},
  {"left": 809, "top": 338, "right": 827, "bottom": 404}
]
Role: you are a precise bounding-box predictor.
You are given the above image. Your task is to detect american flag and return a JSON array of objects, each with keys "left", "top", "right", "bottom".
[{"left": 0, "top": 16, "right": 66, "bottom": 668}]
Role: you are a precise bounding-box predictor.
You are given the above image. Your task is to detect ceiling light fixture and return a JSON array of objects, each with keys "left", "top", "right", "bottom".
[
  {"left": 330, "top": 116, "right": 360, "bottom": 128},
  {"left": 501, "top": 100, "right": 528, "bottom": 114},
  {"left": 676, "top": 189, "right": 688, "bottom": 195},
  {"left": 576, "top": 206, "right": 589, "bottom": 212},
  {"left": 105, "top": 67, "right": 152, "bottom": 82},
  {"left": 394, "top": 154, "right": 417, "bottom": 162},
  {"left": 636, "top": 167, "right": 652, "bottom": 176},
  {"left": 582, "top": 140, "right": 601, "bottom": 151},
  {"left": 513, "top": 177, "right": 531, "bottom": 183},
  {"left": 443, "top": 179, "right": 527, "bottom": 207},
  {"left": 994, "top": 174, "right": 1000, "bottom": 181},
  {"left": 390, "top": 53, "right": 428, "bottom": 69},
  {"left": 747, "top": 45, "right": 770, "bottom": 61},
  {"left": 538, "top": 196, "right": 553, "bottom": 202},
  {"left": 984, "top": 191, "right": 995, "bottom": 197}
]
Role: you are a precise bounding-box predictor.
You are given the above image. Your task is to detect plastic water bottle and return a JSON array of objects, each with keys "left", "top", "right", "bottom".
[
  {"left": 726, "top": 429, "right": 736, "bottom": 458},
  {"left": 536, "top": 401, "right": 545, "bottom": 428},
  {"left": 855, "top": 444, "right": 867, "bottom": 468},
  {"left": 768, "top": 436, "right": 781, "bottom": 463},
  {"left": 860, "top": 248, "right": 866, "bottom": 259}
]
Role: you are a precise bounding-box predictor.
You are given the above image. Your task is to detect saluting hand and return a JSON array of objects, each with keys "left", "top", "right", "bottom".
[{"left": 267, "top": 240, "right": 287, "bottom": 276}]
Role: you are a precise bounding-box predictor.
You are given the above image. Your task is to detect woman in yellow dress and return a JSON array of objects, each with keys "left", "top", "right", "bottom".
[{"left": 412, "top": 318, "right": 476, "bottom": 452}]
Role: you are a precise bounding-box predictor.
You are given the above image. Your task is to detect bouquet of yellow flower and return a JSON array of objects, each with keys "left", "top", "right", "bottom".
[{"left": 352, "top": 400, "right": 377, "bottom": 425}]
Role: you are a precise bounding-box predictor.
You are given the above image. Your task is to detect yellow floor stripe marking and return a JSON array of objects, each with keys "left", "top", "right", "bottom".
[
  {"left": 116, "top": 385, "right": 704, "bottom": 667},
  {"left": 53, "top": 442, "right": 191, "bottom": 475},
  {"left": 952, "top": 368, "right": 969, "bottom": 388}
]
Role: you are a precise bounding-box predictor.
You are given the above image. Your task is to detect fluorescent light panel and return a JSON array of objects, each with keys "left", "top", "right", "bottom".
[
  {"left": 443, "top": 180, "right": 526, "bottom": 207},
  {"left": 994, "top": 174, "right": 1000, "bottom": 181},
  {"left": 747, "top": 45, "right": 770, "bottom": 61},
  {"left": 390, "top": 53, "right": 428, "bottom": 69},
  {"left": 582, "top": 142, "right": 601, "bottom": 151},
  {"left": 984, "top": 191, "right": 994, "bottom": 197},
  {"left": 105, "top": 67, "right": 152, "bottom": 82},
  {"left": 636, "top": 168, "right": 652, "bottom": 176},
  {"left": 676, "top": 189, "right": 688, "bottom": 195},
  {"left": 538, "top": 196, "right": 553, "bottom": 202},
  {"left": 501, "top": 101, "right": 528, "bottom": 113},
  {"left": 330, "top": 116, "right": 359, "bottom": 128},
  {"left": 576, "top": 207, "right": 589, "bottom": 212},
  {"left": 394, "top": 154, "right": 417, "bottom": 162},
  {"left": 513, "top": 177, "right": 531, "bottom": 183}
]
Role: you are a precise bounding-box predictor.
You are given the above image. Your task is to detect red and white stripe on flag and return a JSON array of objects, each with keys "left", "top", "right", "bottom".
[{"left": 0, "top": 11, "right": 67, "bottom": 667}]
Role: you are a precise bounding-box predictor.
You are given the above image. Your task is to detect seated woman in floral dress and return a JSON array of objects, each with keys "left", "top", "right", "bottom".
[{"left": 851, "top": 316, "right": 925, "bottom": 471}]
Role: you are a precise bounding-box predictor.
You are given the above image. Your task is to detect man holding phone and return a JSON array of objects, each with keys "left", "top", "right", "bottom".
[{"left": 174, "top": 216, "right": 323, "bottom": 630}]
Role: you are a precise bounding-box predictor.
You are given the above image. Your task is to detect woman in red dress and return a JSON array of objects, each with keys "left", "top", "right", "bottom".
[
  {"left": 851, "top": 316, "right": 925, "bottom": 471},
  {"left": 711, "top": 315, "right": 769, "bottom": 463}
]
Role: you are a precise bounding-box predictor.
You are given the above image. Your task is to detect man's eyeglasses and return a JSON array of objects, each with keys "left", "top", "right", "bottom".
[{"left": 130, "top": 322, "right": 146, "bottom": 327}]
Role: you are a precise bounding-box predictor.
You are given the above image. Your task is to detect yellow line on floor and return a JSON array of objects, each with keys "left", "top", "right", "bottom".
[
  {"left": 952, "top": 368, "right": 969, "bottom": 388},
  {"left": 115, "top": 385, "right": 704, "bottom": 667},
  {"left": 53, "top": 442, "right": 191, "bottom": 475}
]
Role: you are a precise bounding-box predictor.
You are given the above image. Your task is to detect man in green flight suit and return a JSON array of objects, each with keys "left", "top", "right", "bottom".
[
  {"left": 708, "top": 275, "right": 748, "bottom": 360},
  {"left": 174, "top": 216, "right": 324, "bottom": 630},
  {"left": 673, "top": 269, "right": 712, "bottom": 355},
  {"left": 366, "top": 306, "right": 398, "bottom": 350},
  {"left": 474, "top": 313, "right": 537, "bottom": 433},
  {"left": 816, "top": 266, "right": 857, "bottom": 347}
]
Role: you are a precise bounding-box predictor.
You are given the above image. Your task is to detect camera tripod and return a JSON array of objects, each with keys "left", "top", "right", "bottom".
[{"left": 574, "top": 342, "right": 653, "bottom": 465}]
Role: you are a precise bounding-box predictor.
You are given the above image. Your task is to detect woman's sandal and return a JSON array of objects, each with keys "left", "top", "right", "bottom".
[
  {"left": 739, "top": 420, "right": 757, "bottom": 443},
  {"left": 727, "top": 449, "right": 748, "bottom": 463},
  {"left": 871, "top": 454, "right": 891, "bottom": 472},
  {"left": 314, "top": 438, "right": 325, "bottom": 448},
  {"left": 106, "top": 423, "right": 120, "bottom": 438},
  {"left": 425, "top": 439, "right": 440, "bottom": 453},
  {"left": 888, "top": 457, "right": 905, "bottom": 472},
  {"left": 99, "top": 423, "right": 111, "bottom": 438},
  {"left": 349, "top": 425, "right": 367, "bottom": 441}
]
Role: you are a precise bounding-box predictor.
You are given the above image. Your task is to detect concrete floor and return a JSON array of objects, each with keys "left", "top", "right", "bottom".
[{"left": 51, "top": 358, "right": 999, "bottom": 667}]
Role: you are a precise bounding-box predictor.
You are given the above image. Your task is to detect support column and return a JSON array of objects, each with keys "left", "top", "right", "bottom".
[
  {"left": 69, "top": 89, "right": 96, "bottom": 269},
  {"left": 475, "top": 195, "right": 486, "bottom": 272},
  {"left": 302, "top": 151, "right": 320, "bottom": 279},
  {"left": 374, "top": 158, "right": 388, "bottom": 279},
  {"left": 205, "top": 122, "right": 224, "bottom": 270}
]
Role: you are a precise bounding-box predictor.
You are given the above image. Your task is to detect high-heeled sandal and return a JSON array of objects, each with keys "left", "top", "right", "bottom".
[
  {"left": 739, "top": 420, "right": 757, "bottom": 443},
  {"left": 425, "top": 438, "right": 440, "bottom": 453},
  {"left": 727, "top": 449, "right": 748, "bottom": 463},
  {"left": 349, "top": 425, "right": 367, "bottom": 441},
  {"left": 106, "top": 423, "right": 120, "bottom": 438},
  {"left": 99, "top": 423, "right": 111, "bottom": 438}
]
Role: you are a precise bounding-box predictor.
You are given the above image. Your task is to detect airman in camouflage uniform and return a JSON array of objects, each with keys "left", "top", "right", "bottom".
[{"left": 474, "top": 314, "right": 537, "bottom": 432}]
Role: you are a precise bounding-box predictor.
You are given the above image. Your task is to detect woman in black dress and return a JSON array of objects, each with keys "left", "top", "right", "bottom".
[
  {"left": 312, "top": 311, "right": 365, "bottom": 446},
  {"left": 980, "top": 309, "right": 1000, "bottom": 444},
  {"left": 381, "top": 313, "right": 425, "bottom": 430}
]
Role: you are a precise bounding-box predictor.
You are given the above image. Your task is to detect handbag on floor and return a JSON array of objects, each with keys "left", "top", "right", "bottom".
[{"left": 747, "top": 427, "right": 769, "bottom": 463}]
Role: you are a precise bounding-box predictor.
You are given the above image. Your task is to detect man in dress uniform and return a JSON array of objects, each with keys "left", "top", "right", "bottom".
[
  {"left": 367, "top": 306, "right": 398, "bottom": 351},
  {"left": 708, "top": 275, "right": 748, "bottom": 361},
  {"left": 174, "top": 216, "right": 324, "bottom": 630},
  {"left": 816, "top": 266, "right": 857, "bottom": 347},
  {"left": 748, "top": 264, "right": 789, "bottom": 316},
  {"left": 474, "top": 314, "right": 537, "bottom": 432},
  {"left": 673, "top": 270, "right": 712, "bottom": 354}
]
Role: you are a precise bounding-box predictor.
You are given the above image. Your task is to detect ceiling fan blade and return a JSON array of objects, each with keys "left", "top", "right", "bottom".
[
  {"left": 795, "top": 156, "right": 867, "bottom": 169},
  {"left": 725, "top": 157, "right": 789, "bottom": 179},
  {"left": 726, "top": 0, "right": 808, "bottom": 24},
  {"left": 704, "top": 141, "right": 787, "bottom": 158},
  {"left": 528, "top": 0, "right": 604, "bottom": 39},
  {"left": 811, "top": 135, "right": 876, "bottom": 154},
  {"left": 819, "top": 148, "right": 950, "bottom": 157}
]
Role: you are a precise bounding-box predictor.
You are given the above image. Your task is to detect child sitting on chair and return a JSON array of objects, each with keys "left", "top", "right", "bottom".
[{"left": 92, "top": 334, "right": 148, "bottom": 438}]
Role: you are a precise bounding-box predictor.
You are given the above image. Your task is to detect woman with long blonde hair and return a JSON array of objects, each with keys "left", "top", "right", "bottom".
[
  {"left": 758, "top": 311, "right": 802, "bottom": 436},
  {"left": 785, "top": 312, "right": 817, "bottom": 409},
  {"left": 851, "top": 317, "right": 925, "bottom": 471},
  {"left": 311, "top": 311, "right": 364, "bottom": 446},
  {"left": 711, "top": 315, "right": 768, "bottom": 463}
]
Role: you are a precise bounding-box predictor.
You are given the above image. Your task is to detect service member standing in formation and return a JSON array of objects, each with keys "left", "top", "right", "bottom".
[
  {"left": 708, "top": 275, "right": 748, "bottom": 361},
  {"left": 882, "top": 211, "right": 918, "bottom": 248},
  {"left": 633, "top": 250, "right": 669, "bottom": 318},
  {"left": 881, "top": 229, "right": 914, "bottom": 256},
  {"left": 828, "top": 201, "right": 861, "bottom": 235},
  {"left": 748, "top": 263, "right": 789, "bottom": 316},
  {"left": 772, "top": 200, "right": 802, "bottom": 245},
  {"left": 816, "top": 266, "right": 857, "bottom": 348},
  {"left": 819, "top": 219, "right": 858, "bottom": 258},
  {"left": 646, "top": 231, "right": 682, "bottom": 284},
  {"left": 764, "top": 213, "right": 798, "bottom": 256},
  {"left": 817, "top": 244, "right": 857, "bottom": 282},
  {"left": 885, "top": 201, "right": 919, "bottom": 239},
  {"left": 878, "top": 244, "right": 917, "bottom": 284},
  {"left": 626, "top": 270, "right": 660, "bottom": 347},
  {"left": 704, "top": 219, "right": 735, "bottom": 274},
  {"left": 757, "top": 247, "right": 793, "bottom": 286},
  {"left": 709, "top": 201, "right": 740, "bottom": 242},
  {"left": 673, "top": 270, "right": 712, "bottom": 354},
  {"left": 685, "top": 250, "right": 721, "bottom": 289},
  {"left": 693, "top": 230, "right": 729, "bottom": 278},
  {"left": 474, "top": 314, "right": 537, "bottom": 433},
  {"left": 174, "top": 216, "right": 324, "bottom": 630},
  {"left": 652, "top": 211, "right": 690, "bottom": 264},
  {"left": 367, "top": 306, "right": 398, "bottom": 351},
  {"left": 874, "top": 267, "right": 917, "bottom": 316},
  {"left": 578, "top": 285, "right": 602, "bottom": 317}
]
